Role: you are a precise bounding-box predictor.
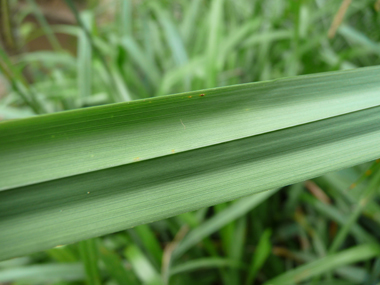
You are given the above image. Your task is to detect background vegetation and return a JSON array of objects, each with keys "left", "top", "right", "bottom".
[{"left": 1, "top": 0, "right": 380, "bottom": 284}]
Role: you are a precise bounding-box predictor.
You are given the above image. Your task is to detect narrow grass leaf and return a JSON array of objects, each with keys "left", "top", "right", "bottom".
[
  {"left": 329, "top": 167, "right": 380, "bottom": 253},
  {"left": 302, "top": 193, "right": 376, "bottom": 244},
  {"left": 27, "top": 0, "right": 62, "bottom": 51},
  {"left": 78, "top": 239, "right": 101, "bottom": 285},
  {"left": 264, "top": 243, "right": 380, "bottom": 285},
  {"left": 0, "top": 263, "right": 84, "bottom": 283},
  {"left": 170, "top": 258, "right": 242, "bottom": 276},
  {"left": 180, "top": 0, "right": 202, "bottom": 45},
  {"left": 174, "top": 189, "right": 278, "bottom": 259},
  {"left": 77, "top": 11, "right": 93, "bottom": 101},
  {"left": 2, "top": 67, "right": 380, "bottom": 190},
  {"left": 119, "top": 0, "right": 132, "bottom": 37},
  {"left": 245, "top": 229, "right": 272, "bottom": 285},
  {"left": 150, "top": 2, "right": 188, "bottom": 67},
  {"left": 124, "top": 245, "right": 163, "bottom": 285},
  {"left": 1, "top": 68, "right": 380, "bottom": 260},
  {"left": 47, "top": 246, "right": 78, "bottom": 263},
  {"left": 206, "top": 0, "right": 223, "bottom": 87},
  {"left": 99, "top": 245, "right": 139, "bottom": 285},
  {"left": 120, "top": 37, "right": 161, "bottom": 87},
  {"left": 133, "top": 224, "right": 163, "bottom": 267}
]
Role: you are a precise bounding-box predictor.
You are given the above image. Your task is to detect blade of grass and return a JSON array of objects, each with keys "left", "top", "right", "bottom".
[
  {"left": 264, "top": 243, "right": 380, "bottom": 285},
  {"left": 0, "top": 0, "right": 16, "bottom": 49},
  {"left": 120, "top": 37, "right": 161, "bottom": 88},
  {"left": 1, "top": 103, "right": 380, "bottom": 260},
  {"left": 77, "top": 11, "right": 93, "bottom": 102},
  {"left": 19, "top": 51, "right": 77, "bottom": 68},
  {"left": 173, "top": 189, "right": 278, "bottom": 259},
  {"left": 228, "top": 216, "right": 246, "bottom": 284},
  {"left": 180, "top": 0, "right": 202, "bottom": 45},
  {"left": 301, "top": 193, "right": 375, "bottom": 243},
  {"left": 214, "top": 202, "right": 234, "bottom": 257},
  {"left": 149, "top": 2, "right": 188, "bottom": 67},
  {"left": 338, "top": 25, "right": 380, "bottom": 56},
  {"left": 157, "top": 56, "right": 205, "bottom": 96},
  {"left": 335, "top": 266, "right": 369, "bottom": 284},
  {"left": 99, "top": 245, "right": 139, "bottom": 285},
  {"left": 119, "top": 0, "right": 132, "bottom": 37},
  {"left": 245, "top": 229, "right": 272, "bottom": 285},
  {"left": 217, "top": 19, "right": 260, "bottom": 70},
  {"left": 170, "top": 258, "right": 242, "bottom": 276},
  {"left": 47, "top": 246, "right": 78, "bottom": 263},
  {"left": 2, "top": 67, "right": 380, "bottom": 190},
  {"left": 369, "top": 258, "right": 380, "bottom": 284},
  {"left": 206, "top": 0, "right": 224, "bottom": 87},
  {"left": 27, "top": 0, "right": 62, "bottom": 51},
  {"left": 329, "top": 167, "right": 380, "bottom": 253},
  {"left": 78, "top": 239, "right": 101, "bottom": 285},
  {"left": 132, "top": 224, "right": 163, "bottom": 268},
  {"left": 64, "top": 0, "right": 119, "bottom": 102},
  {"left": 124, "top": 245, "right": 163, "bottom": 285},
  {"left": 111, "top": 66, "right": 132, "bottom": 101},
  {"left": 1, "top": 68, "right": 380, "bottom": 260},
  {"left": 0, "top": 257, "right": 31, "bottom": 269},
  {"left": 0, "top": 49, "right": 44, "bottom": 114},
  {"left": 0, "top": 263, "right": 84, "bottom": 283}
]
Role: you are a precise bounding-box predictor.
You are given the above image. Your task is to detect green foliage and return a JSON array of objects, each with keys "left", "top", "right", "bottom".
[{"left": 1, "top": 0, "right": 380, "bottom": 284}]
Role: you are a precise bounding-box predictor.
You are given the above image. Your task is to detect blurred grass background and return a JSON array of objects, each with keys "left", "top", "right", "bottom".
[{"left": 1, "top": 0, "right": 380, "bottom": 284}]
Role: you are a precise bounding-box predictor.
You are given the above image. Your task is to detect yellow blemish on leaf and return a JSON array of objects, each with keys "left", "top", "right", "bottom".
[
  {"left": 87, "top": 192, "right": 90, "bottom": 194},
  {"left": 171, "top": 149, "right": 175, "bottom": 153},
  {"left": 188, "top": 96, "right": 192, "bottom": 98},
  {"left": 180, "top": 119, "right": 186, "bottom": 129},
  {"left": 134, "top": 157, "right": 140, "bottom": 161},
  {"left": 51, "top": 135, "right": 55, "bottom": 138},
  {"left": 349, "top": 183, "right": 356, "bottom": 189},
  {"left": 365, "top": 169, "right": 372, "bottom": 176}
]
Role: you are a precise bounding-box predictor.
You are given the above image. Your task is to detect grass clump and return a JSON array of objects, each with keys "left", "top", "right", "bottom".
[{"left": 1, "top": 0, "right": 380, "bottom": 284}]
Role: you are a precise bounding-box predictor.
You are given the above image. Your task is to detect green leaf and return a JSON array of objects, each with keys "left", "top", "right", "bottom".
[
  {"left": 124, "top": 245, "right": 163, "bottom": 285},
  {"left": 26, "top": 0, "right": 62, "bottom": 51},
  {"left": 132, "top": 224, "right": 163, "bottom": 267},
  {"left": 47, "top": 245, "right": 78, "bottom": 263},
  {"left": 120, "top": 37, "right": 161, "bottom": 87},
  {"left": 329, "top": 167, "right": 380, "bottom": 253},
  {"left": 77, "top": 11, "right": 93, "bottom": 101},
  {"left": 264, "top": 243, "right": 380, "bottom": 285},
  {"left": 206, "top": 0, "right": 224, "bottom": 87},
  {"left": 78, "top": 238, "right": 101, "bottom": 285},
  {"left": 0, "top": 263, "right": 84, "bottom": 283},
  {"left": 245, "top": 229, "right": 272, "bottom": 285},
  {"left": 99, "top": 245, "right": 139, "bottom": 285},
  {"left": 170, "top": 258, "right": 242, "bottom": 275},
  {"left": 1, "top": 67, "right": 380, "bottom": 261},
  {"left": 2, "top": 66, "right": 380, "bottom": 190},
  {"left": 174, "top": 190, "right": 278, "bottom": 259},
  {"left": 149, "top": 2, "right": 188, "bottom": 67}
]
